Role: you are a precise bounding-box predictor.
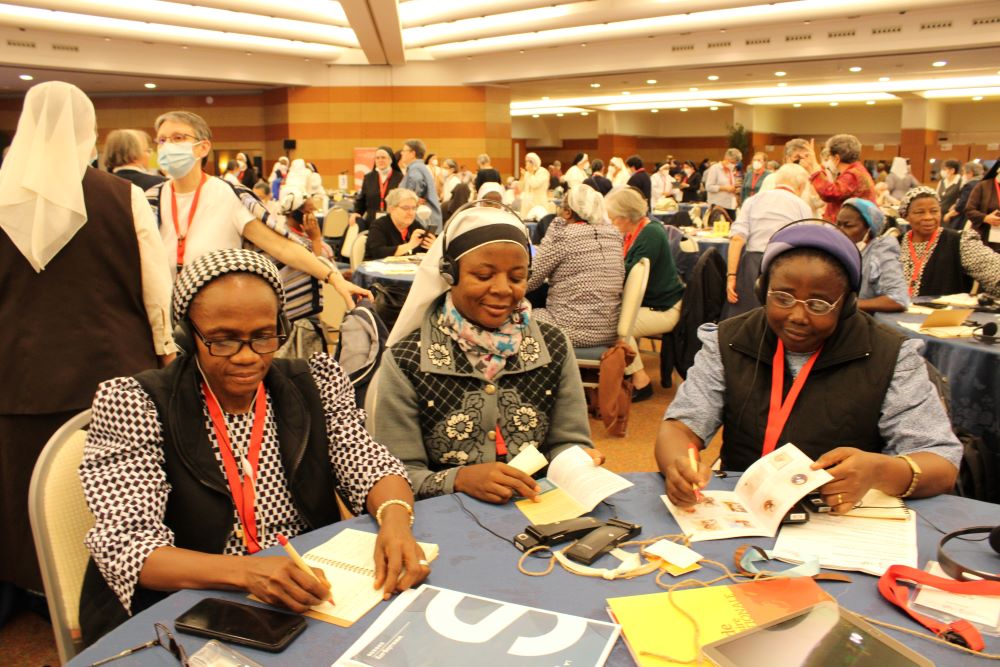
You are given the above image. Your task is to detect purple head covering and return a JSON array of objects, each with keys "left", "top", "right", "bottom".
[{"left": 760, "top": 222, "right": 862, "bottom": 292}]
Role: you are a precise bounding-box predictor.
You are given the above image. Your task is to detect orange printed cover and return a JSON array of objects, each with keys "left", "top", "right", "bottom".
[{"left": 606, "top": 578, "right": 832, "bottom": 667}]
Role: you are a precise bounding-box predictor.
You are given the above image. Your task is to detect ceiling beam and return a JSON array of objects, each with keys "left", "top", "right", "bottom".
[
  {"left": 368, "top": 0, "right": 405, "bottom": 66},
  {"left": 339, "top": 0, "right": 387, "bottom": 65}
]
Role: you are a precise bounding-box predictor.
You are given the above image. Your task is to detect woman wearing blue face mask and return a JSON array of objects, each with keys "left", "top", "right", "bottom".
[{"left": 148, "top": 111, "right": 370, "bottom": 310}]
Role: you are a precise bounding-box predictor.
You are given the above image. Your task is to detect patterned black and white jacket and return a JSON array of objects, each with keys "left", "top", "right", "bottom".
[{"left": 374, "top": 297, "right": 593, "bottom": 498}]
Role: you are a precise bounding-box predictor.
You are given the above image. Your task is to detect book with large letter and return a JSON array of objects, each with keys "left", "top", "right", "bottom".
[{"left": 334, "top": 584, "right": 620, "bottom": 667}]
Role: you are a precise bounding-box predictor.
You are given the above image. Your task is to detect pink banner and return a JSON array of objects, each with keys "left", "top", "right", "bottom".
[{"left": 353, "top": 147, "right": 377, "bottom": 189}]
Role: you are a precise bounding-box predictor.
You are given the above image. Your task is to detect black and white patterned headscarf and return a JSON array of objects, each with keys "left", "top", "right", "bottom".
[
  {"left": 172, "top": 248, "right": 285, "bottom": 324},
  {"left": 897, "top": 186, "right": 938, "bottom": 219}
]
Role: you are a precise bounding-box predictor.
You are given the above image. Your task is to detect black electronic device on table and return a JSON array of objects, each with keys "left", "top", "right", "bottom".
[
  {"left": 564, "top": 519, "right": 641, "bottom": 565},
  {"left": 174, "top": 598, "right": 306, "bottom": 652},
  {"left": 780, "top": 500, "right": 810, "bottom": 525},
  {"left": 514, "top": 516, "right": 605, "bottom": 552}
]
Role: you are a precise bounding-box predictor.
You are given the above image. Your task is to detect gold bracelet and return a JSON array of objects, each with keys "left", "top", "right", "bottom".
[
  {"left": 323, "top": 268, "right": 335, "bottom": 284},
  {"left": 896, "top": 455, "right": 922, "bottom": 499},
  {"left": 375, "top": 499, "right": 414, "bottom": 527}
]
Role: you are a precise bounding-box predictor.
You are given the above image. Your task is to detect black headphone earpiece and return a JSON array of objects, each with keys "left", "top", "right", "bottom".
[
  {"left": 972, "top": 321, "right": 999, "bottom": 345},
  {"left": 438, "top": 198, "right": 532, "bottom": 286}
]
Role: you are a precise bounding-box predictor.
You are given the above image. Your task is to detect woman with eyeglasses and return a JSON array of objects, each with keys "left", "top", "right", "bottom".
[
  {"left": 364, "top": 187, "right": 437, "bottom": 260},
  {"left": 148, "top": 110, "right": 369, "bottom": 310},
  {"left": 656, "top": 224, "right": 961, "bottom": 513},
  {"left": 78, "top": 249, "right": 428, "bottom": 645}
]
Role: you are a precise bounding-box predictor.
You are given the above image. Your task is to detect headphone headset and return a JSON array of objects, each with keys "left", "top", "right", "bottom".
[
  {"left": 438, "top": 199, "right": 533, "bottom": 286},
  {"left": 972, "top": 321, "right": 999, "bottom": 345},
  {"left": 753, "top": 219, "right": 860, "bottom": 321},
  {"left": 937, "top": 525, "right": 1000, "bottom": 581}
]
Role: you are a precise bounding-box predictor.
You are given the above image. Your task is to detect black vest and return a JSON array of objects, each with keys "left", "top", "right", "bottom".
[
  {"left": 916, "top": 228, "right": 973, "bottom": 297},
  {"left": 80, "top": 355, "right": 340, "bottom": 645},
  {"left": 717, "top": 309, "right": 905, "bottom": 472}
]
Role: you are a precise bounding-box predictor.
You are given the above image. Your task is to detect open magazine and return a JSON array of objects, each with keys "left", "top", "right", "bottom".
[{"left": 662, "top": 443, "right": 832, "bottom": 542}]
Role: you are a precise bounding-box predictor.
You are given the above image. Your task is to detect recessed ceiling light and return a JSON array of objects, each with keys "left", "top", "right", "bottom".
[
  {"left": 829, "top": 102, "right": 839, "bottom": 106},
  {"left": 580, "top": 43, "right": 587, "bottom": 47},
  {"left": 793, "top": 103, "right": 802, "bottom": 107},
  {"left": 777, "top": 82, "right": 787, "bottom": 87},
  {"left": 849, "top": 66, "right": 863, "bottom": 73},
  {"left": 646, "top": 79, "right": 657, "bottom": 84},
  {"left": 532, "top": 114, "right": 540, "bottom": 118},
  {"left": 689, "top": 87, "right": 699, "bottom": 92},
  {"left": 590, "top": 83, "right": 601, "bottom": 88},
  {"left": 18, "top": 74, "right": 33, "bottom": 81},
  {"left": 972, "top": 96, "right": 984, "bottom": 101},
  {"left": 866, "top": 100, "right": 876, "bottom": 105},
  {"left": 541, "top": 96, "right": 549, "bottom": 100},
  {"left": 679, "top": 107, "right": 689, "bottom": 112},
  {"left": 181, "top": 45, "right": 188, "bottom": 50},
  {"left": 556, "top": 113, "right": 564, "bottom": 117},
  {"left": 774, "top": 71, "right": 786, "bottom": 77},
  {"left": 707, "top": 75, "right": 720, "bottom": 81},
  {"left": 932, "top": 60, "right": 947, "bottom": 67},
  {"left": 622, "top": 91, "right": 631, "bottom": 96},
  {"left": 144, "top": 82, "right": 157, "bottom": 89},
  {"left": 650, "top": 109, "right": 659, "bottom": 113},
  {"left": 879, "top": 76, "right": 891, "bottom": 82},
  {"left": 519, "top": 50, "right": 525, "bottom": 54},
  {"left": 580, "top": 111, "right": 589, "bottom": 116},
  {"left": 710, "top": 106, "right": 719, "bottom": 111},
  {"left": 103, "top": 37, "right": 111, "bottom": 42}
]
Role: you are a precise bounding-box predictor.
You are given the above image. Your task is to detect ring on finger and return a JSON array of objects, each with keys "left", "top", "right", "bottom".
[
  {"left": 418, "top": 559, "right": 430, "bottom": 567},
  {"left": 836, "top": 493, "right": 844, "bottom": 505}
]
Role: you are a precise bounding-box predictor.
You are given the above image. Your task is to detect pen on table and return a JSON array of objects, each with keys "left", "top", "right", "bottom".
[
  {"left": 276, "top": 533, "right": 334, "bottom": 604},
  {"left": 687, "top": 443, "right": 703, "bottom": 502}
]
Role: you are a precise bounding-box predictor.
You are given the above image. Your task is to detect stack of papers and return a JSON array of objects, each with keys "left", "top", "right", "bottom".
[{"left": 897, "top": 307, "right": 975, "bottom": 338}]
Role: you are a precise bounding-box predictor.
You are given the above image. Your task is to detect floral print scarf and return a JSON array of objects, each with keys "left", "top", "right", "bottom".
[{"left": 437, "top": 292, "right": 531, "bottom": 380}]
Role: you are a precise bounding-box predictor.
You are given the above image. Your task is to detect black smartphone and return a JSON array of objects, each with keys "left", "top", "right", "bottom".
[{"left": 174, "top": 598, "right": 307, "bottom": 652}]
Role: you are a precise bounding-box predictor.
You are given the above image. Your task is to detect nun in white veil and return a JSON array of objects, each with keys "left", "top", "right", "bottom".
[{"left": 376, "top": 203, "right": 601, "bottom": 504}]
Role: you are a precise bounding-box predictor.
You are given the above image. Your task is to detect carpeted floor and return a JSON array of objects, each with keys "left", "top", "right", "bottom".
[{"left": 0, "top": 349, "right": 702, "bottom": 667}]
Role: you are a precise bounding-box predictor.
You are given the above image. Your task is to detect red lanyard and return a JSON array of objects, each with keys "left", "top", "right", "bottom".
[
  {"left": 378, "top": 171, "right": 391, "bottom": 210},
  {"left": 906, "top": 228, "right": 940, "bottom": 296},
  {"left": 724, "top": 165, "right": 734, "bottom": 186},
  {"left": 750, "top": 170, "right": 763, "bottom": 191},
  {"left": 762, "top": 340, "right": 822, "bottom": 456},
  {"left": 495, "top": 424, "right": 507, "bottom": 457},
  {"left": 203, "top": 381, "right": 267, "bottom": 553},
  {"left": 879, "top": 564, "right": 1000, "bottom": 651},
  {"left": 622, "top": 219, "right": 648, "bottom": 256},
  {"left": 994, "top": 179, "right": 1000, "bottom": 208},
  {"left": 171, "top": 173, "right": 208, "bottom": 272}
]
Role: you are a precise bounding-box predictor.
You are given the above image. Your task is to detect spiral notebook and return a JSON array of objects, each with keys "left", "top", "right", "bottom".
[{"left": 300, "top": 528, "right": 439, "bottom": 627}]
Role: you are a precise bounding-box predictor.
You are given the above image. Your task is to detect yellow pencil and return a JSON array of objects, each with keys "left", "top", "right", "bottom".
[
  {"left": 687, "top": 444, "right": 703, "bottom": 502},
  {"left": 276, "top": 533, "right": 334, "bottom": 604}
]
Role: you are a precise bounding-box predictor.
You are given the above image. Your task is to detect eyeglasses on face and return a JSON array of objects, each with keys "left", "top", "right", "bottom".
[
  {"left": 88, "top": 622, "right": 188, "bottom": 666},
  {"left": 156, "top": 132, "right": 201, "bottom": 146},
  {"left": 190, "top": 321, "right": 285, "bottom": 357},
  {"left": 395, "top": 205, "right": 417, "bottom": 212},
  {"left": 767, "top": 289, "right": 842, "bottom": 316}
]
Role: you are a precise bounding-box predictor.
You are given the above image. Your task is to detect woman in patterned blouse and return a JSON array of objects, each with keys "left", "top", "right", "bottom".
[
  {"left": 78, "top": 249, "right": 427, "bottom": 644},
  {"left": 375, "top": 205, "right": 602, "bottom": 503},
  {"left": 898, "top": 187, "right": 1000, "bottom": 298}
]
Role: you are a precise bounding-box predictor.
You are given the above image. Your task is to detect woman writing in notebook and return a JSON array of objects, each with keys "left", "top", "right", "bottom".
[
  {"left": 655, "top": 223, "right": 961, "bottom": 513},
  {"left": 374, "top": 203, "right": 602, "bottom": 504},
  {"left": 78, "top": 250, "right": 428, "bottom": 646}
]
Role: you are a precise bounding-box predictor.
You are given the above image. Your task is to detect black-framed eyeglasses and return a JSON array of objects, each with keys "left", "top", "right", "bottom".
[
  {"left": 190, "top": 320, "right": 285, "bottom": 357},
  {"left": 88, "top": 623, "right": 189, "bottom": 666},
  {"left": 767, "top": 289, "right": 842, "bottom": 316}
]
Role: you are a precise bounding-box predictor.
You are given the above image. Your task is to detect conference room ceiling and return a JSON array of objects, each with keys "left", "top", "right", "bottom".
[{"left": 0, "top": 0, "right": 997, "bottom": 108}]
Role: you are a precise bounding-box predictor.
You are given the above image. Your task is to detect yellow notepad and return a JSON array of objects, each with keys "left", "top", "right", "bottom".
[{"left": 301, "top": 528, "right": 439, "bottom": 627}]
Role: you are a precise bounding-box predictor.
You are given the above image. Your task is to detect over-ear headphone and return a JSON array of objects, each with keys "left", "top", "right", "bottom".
[
  {"left": 438, "top": 199, "right": 532, "bottom": 286},
  {"left": 972, "top": 321, "right": 998, "bottom": 344},
  {"left": 754, "top": 219, "right": 860, "bottom": 321},
  {"left": 937, "top": 525, "right": 1000, "bottom": 581}
]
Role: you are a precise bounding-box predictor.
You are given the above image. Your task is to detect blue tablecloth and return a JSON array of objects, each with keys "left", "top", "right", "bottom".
[
  {"left": 694, "top": 234, "right": 730, "bottom": 259},
  {"left": 875, "top": 310, "right": 1000, "bottom": 465},
  {"left": 68, "top": 474, "right": 999, "bottom": 667},
  {"left": 351, "top": 261, "right": 418, "bottom": 291}
]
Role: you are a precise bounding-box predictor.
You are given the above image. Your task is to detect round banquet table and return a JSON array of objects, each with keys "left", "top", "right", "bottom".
[
  {"left": 68, "top": 473, "right": 999, "bottom": 667},
  {"left": 875, "top": 308, "right": 1000, "bottom": 501},
  {"left": 350, "top": 260, "right": 419, "bottom": 291},
  {"left": 693, "top": 234, "right": 731, "bottom": 258}
]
